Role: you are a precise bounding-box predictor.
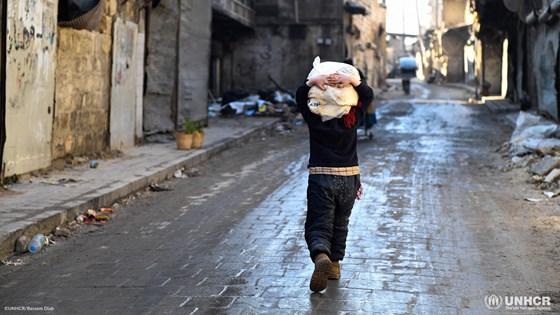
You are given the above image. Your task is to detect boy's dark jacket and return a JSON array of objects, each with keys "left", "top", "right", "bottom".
[{"left": 295, "top": 80, "right": 374, "bottom": 168}]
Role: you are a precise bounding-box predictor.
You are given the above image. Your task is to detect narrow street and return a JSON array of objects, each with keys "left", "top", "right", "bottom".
[{"left": 1, "top": 80, "right": 559, "bottom": 314}]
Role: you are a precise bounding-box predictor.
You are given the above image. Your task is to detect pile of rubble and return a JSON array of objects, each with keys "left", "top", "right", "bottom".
[
  {"left": 507, "top": 111, "right": 560, "bottom": 198},
  {"left": 209, "top": 89, "right": 298, "bottom": 120}
]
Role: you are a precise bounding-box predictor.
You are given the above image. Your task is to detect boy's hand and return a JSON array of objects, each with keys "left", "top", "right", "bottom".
[
  {"left": 306, "top": 75, "right": 329, "bottom": 91},
  {"left": 307, "top": 73, "right": 360, "bottom": 90},
  {"left": 328, "top": 73, "right": 360, "bottom": 88}
]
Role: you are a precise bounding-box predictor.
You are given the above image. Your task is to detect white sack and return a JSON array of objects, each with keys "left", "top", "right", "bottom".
[{"left": 306, "top": 56, "right": 360, "bottom": 121}]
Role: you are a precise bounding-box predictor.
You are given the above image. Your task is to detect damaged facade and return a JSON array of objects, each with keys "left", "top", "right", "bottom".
[
  {"left": 385, "top": 0, "right": 475, "bottom": 85},
  {"left": 473, "top": 0, "right": 560, "bottom": 120},
  {"left": 212, "top": 0, "right": 387, "bottom": 95},
  {"left": 0, "top": 0, "right": 387, "bottom": 181},
  {"left": 422, "top": 0, "right": 475, "bottom": 84},
  {"left": 0, "top": 0, "right": 145, "bottom": 178},
  {"left": 0, "top": 0, "right": 210, "bottom": 179},
  {"left": 144, "top": 1, "right": 211, "bottom": 133}
]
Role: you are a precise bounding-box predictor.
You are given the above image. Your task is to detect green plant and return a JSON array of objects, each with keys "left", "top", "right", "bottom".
[
  {"left": 183, "top": 117, "right": 197, "bottom": 134},
  {"left": 194, "top": 121, "right": 204, "bottom": 134}
]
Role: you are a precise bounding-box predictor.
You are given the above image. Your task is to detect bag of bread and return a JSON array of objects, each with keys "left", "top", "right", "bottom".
[{"left": 306, "top": 56, "right": 361, "bottom": 121}]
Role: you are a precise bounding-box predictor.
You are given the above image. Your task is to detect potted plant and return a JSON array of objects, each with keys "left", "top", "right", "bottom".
[
  {"left": 176, "top": 117, "right": 196, "bottom": 150},
  {"left": 192, "top": 122, "right": 205, "bottom": 149}
]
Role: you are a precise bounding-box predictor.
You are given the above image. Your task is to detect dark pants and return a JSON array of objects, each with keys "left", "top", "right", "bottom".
[{"left": 305, "top": 174, "right": 360, "bottom": 261}]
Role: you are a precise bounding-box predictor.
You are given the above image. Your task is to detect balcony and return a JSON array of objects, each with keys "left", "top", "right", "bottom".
[{"left": 212, "top": 0, "right": 255, "bottom": 28}]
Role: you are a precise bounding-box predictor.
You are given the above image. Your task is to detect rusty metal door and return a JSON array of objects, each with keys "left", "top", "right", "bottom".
[{"left": 3, "top": 0, "right": 57, "bottom": 177}]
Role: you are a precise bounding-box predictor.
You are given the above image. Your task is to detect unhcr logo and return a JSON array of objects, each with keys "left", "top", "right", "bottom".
[
  {"left": 485, "top": 294, "right": 503, "bottom": 310},
  {"left": 484, "top": 294, "right": 552, "bottom": 311}
]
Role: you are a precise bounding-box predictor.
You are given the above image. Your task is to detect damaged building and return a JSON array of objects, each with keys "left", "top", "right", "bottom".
[
  {"left": 0, "top": 0, "right": 387, "bottom": 181},
  {"left": 211, "top": 0, "right": 387, "bottom": 95},
  {"left": 421, "top": 0, "right": 475, "bottom": 85},
  {"left": 472, "top": 0, "right": 560, "bottom": 120}
]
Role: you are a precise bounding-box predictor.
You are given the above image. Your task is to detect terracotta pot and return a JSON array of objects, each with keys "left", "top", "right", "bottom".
[
  {"left": 176, "top": 133, "right": 193, "bottom": 150},
  {"left": 192, "top": 132, "right": 204, "bottom": 149}
]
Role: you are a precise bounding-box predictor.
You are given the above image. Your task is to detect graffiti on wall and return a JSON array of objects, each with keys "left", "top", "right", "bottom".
[
  {"left": 3, "top": 0, "right": 57, "bottom": 176},
  {"left": 7, "top": 0, "right": 56, "bottom": 108}
]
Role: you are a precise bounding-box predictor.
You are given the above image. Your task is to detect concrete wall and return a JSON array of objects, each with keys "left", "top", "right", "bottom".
[
  {"left": 178, "top": 1, "right": 211, "bottom": 124},
  {"left": 525, "top": 25, "right": 539, "bottom": 110},
  {"left": 53, "top": 28, "right": 112, "bottom": 160},
  {"left": 52, "top": 0, "right": 137, "bottom": 159},
  {"left": 218, "top": 0, "right": 344, "bottom": 93},
  {"left": 144, "top": 0, "right": 211, "bottom": 133},
  {"left": 3, "top": 0, "right": 57, "bottom": 176},
  {"left": 7, "top": 0, "right": 141, "bottom": 172},
  {"left": 532, "top": 23, "right": 560, "bottom": 120},
  {"left": 144, "top": 0, "right": 178, "bottom": 133},
  {"left": 222, "top": 23, "right": 342, "bottom": 93},
  {"left": 220, "top": 0, "right": 386, "bottom": 94},
  {"left": 346, "top": 0, "right": 387, "bottom": 87},
  {"left": 506, "top": 1, "right": 556, "bottom": 117}
]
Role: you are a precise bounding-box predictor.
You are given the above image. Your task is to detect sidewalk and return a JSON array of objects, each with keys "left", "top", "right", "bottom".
[{"left": 0, "top": 116, "right": 279, "bottom": 259}]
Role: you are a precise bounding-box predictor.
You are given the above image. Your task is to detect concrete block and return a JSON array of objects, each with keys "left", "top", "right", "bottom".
[
  {"left": 545, "top": 168, "right": 560, "bottom": 183},
  {"left": 531, "top": 156, "right": 560, "bottom": 176}
]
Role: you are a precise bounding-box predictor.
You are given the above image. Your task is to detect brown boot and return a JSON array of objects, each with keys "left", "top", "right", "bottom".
[
  {"left": 310, "top": 253, "right": 331, "bottom": 292},
  {"left": 328, "top": 261, "right": 340, "bottom": 280}
]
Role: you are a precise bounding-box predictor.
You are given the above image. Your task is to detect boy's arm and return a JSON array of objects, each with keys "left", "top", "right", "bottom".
[
  {"left": 354, "top": 79, "right": 374, "bottom": 106},
  {"left": 296, "top": 74, "right": 330, "bottom": 115},
  {"left": 295, "top": 81, "right": 311, "bottom": 115}
]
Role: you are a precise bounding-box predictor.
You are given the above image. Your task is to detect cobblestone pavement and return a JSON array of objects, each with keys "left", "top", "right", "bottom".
[{"left": 1, "top": 81, "right": 559, "bottom": 314}]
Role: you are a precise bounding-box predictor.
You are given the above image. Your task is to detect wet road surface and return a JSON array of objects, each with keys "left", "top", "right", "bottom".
[{"left": 1, "top": 80, "right": 559, "bottom": 314}]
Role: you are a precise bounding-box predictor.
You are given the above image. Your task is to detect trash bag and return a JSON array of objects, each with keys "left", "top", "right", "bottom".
[
  {"left": 306, "top": 56, "right": 360, "bottom": 121},
  {"left": 221, "top": 89, "right": 250, "bottom": 117}
]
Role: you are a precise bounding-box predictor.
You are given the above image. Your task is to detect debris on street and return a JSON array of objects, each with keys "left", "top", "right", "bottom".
[
  {"left": 185, "top": 167, "right": 201, "bottom": 177},
  {"left": 100, "top": 208, "right": 113, "bottom": 214},
  {"left": 543, "top": 190, "right": 560, "bottom": 198},
  {"left": 211, "top": 88, "right": 298, "bottom": 122},
  {"left": 27, "top": 234, "right": 48, "bottom": 253},
  {"left": 39, "top": 177, "right": 80, "bottom": 186},
  {"left": 530, "top": 156, "right": 560, "bottom": 176},
  {"left": 174, "top": 169, "right": 186, "bottom": 178},
  {"left": 273, "top": 121, "right": 293, "bottom": 135},
  {"left": 544, "top": 168, "right": 560, "bottom": 183},
  {"left": 149, "top": 183, "right": 172, "bottom": 192},
  {"left": 174, "top": 167, "right": 202, "bottom": 179},
  {"left": 524, "top": 197, "right": 542, "bottom": 203},
  {"left": 54, "top": 227, "right": 71, "bottom": 238},
  {"left": 0, "top": 259, "right": 24, "bottom": 266},
  {"left": 510, "top": 111, "right": 560, "bottom": 156},
  {"left": 15, "top": 236, "right": 30, "bottom": 254},
  {"left": 79, "top": 209, "right": 111, "bottom": 225},
  {"left": 503, "top": 111, "right": 560, "bottom": 197}
]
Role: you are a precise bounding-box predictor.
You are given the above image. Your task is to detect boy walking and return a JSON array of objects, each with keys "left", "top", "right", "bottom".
[{"left": 295, "top": 69, "right": 374, "bottom": 292}]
